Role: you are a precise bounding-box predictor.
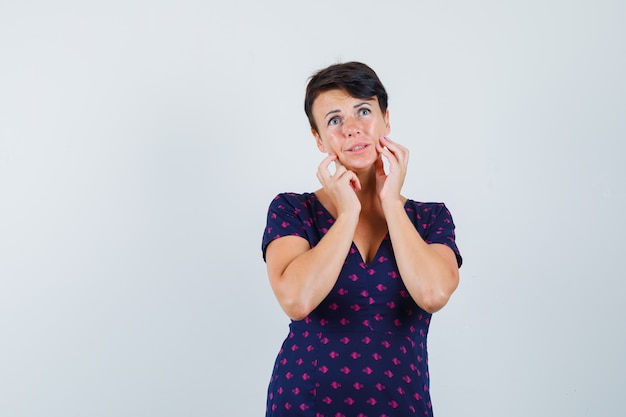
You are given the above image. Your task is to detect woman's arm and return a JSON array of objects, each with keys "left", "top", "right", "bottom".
[
  {"left": 266, "top": 154, "right": 361, "bottom": 320},
  {"left": 265, "top": 212, "right": 358, "bottom": 320},
  {"left": 376, "top": 137, "right": 459, "bottom": 313},
  {"left": 383, "top": 201, "right": 459, "bottom": 313}
]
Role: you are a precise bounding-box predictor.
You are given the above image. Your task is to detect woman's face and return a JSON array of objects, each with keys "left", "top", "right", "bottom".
[{"left": 311, "top": 89, "right": 390, "bottom": 172}]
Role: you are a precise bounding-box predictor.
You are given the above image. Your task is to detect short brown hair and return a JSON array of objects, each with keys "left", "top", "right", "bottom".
[{"left": 304, "top": 62, "right": 389, "bottom": 133}]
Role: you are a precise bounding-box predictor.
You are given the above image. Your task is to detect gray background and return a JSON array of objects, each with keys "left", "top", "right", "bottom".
[{"left": 1, "top": 1, "right": 624, "bottom": 416}]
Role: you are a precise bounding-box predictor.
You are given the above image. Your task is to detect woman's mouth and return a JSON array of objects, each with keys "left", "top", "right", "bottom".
[{"left": 347, "top": 143, "right": 368, "bottom": 152}]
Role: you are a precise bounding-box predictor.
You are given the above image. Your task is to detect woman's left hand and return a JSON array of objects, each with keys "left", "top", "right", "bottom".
[{"left": 375, "top": 136, "right": 409, "bottom": 205}]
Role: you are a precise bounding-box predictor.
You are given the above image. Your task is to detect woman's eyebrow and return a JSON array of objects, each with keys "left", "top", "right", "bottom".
[
  {"left": 325, "top": 101, "right": 373, "bottom": 119},
  {"left": 325, "top": 109, "right": 341, "bottom": 119}
]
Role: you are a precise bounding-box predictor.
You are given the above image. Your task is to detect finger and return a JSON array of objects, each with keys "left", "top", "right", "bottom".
[
  {"left": 380, "top": 137, "right": 408, "bottom": 159},
  {"left": 332, "top": 167, "right": 360, "bottom": 191},
  {"left": 376, "top": 141, "right": 391, "bottom": 164},
  {"left": 380, "top": 136, "right": 398, "bottom": 146},
  {"left": 334, "top": 166, "right": 347, "bottom": 179},
  {"left": 379, "top": 137, "right": 408, "bottom": 167},
  {"left": 374, "top": 154, "right": 386, "bottom": 176},
  {"left": 317, "top": 153, "right": 338, "bottom": 180},
  {"left": 378, "top": 142, "right": 398, "bottom": 167},
  {"left": 332, "top": 156, "right": 347, "bottom": 171},
  {"left": 322, "top": 153, "right": 338, "bottom": 169},
  {"left": 347, "top": 171, "right": 362, "bottom": 191},
  {"left": 380, "top": 136, "right": 406, "bottom": 152}
]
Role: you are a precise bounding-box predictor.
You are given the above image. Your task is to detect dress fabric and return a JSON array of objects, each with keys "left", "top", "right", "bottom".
[{"left": 262, "top": 192, "right": 462, "bottom": 417}]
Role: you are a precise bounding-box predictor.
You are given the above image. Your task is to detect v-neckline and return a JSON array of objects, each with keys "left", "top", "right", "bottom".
[
  {"left": 310, "top": 192, "right": 397, "bottom": 267},
  {"left": 352, "top": 238, "right": 388, "bottom": 268}
]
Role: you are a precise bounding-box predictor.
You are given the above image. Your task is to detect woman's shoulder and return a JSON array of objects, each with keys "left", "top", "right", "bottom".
[
  {"left": 403, "top": 198, "right": 457, "bottom": 225},
  {"left": 270, "top": 191, "right": 316, "bottom": 206},
  {"left": 267, "top": 192, "right": 321, "bottom": 215},
  {"left": 404, "top": 198, "right": 450, "bottom": 213}
]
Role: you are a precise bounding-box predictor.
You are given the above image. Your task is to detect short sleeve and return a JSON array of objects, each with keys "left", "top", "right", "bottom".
[
  {"left": 261, "top": 193, "right": 310, "bottom": 261},
  {"left": 407, "top": 201, "right": 462, "bottom": 268}
]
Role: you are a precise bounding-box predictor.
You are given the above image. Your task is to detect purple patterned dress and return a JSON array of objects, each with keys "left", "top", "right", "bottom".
[{"left": 262, "top": 192, "right": 462, "bottom": 417}]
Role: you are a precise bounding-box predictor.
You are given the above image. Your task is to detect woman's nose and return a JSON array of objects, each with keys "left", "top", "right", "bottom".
[{"left": 343, "top": 117, "right": 361, "bottom": 136}]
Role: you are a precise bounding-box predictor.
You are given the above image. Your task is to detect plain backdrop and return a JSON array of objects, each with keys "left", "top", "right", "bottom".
[{"left": 1, "top": 1, "right": 624, "bottom": 416}]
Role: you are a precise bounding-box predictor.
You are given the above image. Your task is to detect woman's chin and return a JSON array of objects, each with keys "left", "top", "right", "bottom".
[{"left": 343, "top": 158, "right": 377, "bottom": 173}]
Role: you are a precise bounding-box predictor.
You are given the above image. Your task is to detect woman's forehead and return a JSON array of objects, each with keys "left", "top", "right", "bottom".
[{"left": 313, "top": 90, "right": 378, "bottom": 111}]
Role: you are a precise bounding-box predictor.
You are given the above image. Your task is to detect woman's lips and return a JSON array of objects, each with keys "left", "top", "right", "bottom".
[{"left": 346, "top": 143, "right": 369, "bottom": 152}]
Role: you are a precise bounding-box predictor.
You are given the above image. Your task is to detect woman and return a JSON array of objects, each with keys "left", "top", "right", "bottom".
[{"left": 262, "top": 62, "right": 462, "bottom": 417}]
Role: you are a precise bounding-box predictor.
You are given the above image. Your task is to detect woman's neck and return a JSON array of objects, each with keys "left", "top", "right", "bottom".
[{"left": 353, "top": 169, "right": 381, "bottom": 214}]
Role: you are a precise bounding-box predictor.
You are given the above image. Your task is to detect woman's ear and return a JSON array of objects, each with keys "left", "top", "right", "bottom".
[{"left": 312, "top": 129, "right": 326, "bottom": 153}]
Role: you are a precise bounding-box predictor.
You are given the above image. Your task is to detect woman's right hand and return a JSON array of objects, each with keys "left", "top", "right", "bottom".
[{"left": 316, "top": 153, "right": 361, "bottom": 218}]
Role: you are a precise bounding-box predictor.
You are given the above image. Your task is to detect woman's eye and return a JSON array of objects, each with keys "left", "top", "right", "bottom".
[
  {"left": 328, "top": 117, "right": 340, "bottom": 126},
  {"left": 358, "top": 108, "right": 371, "bottom": 116}
]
